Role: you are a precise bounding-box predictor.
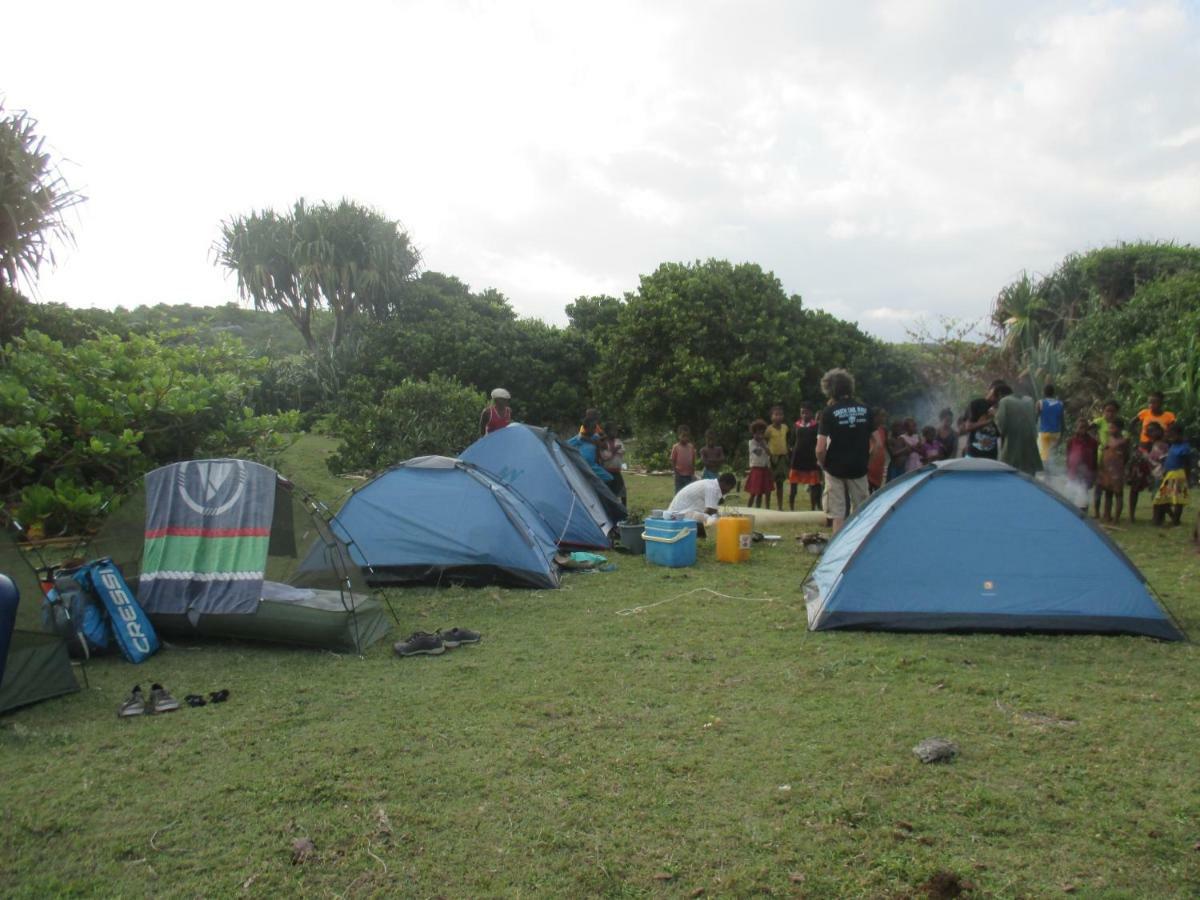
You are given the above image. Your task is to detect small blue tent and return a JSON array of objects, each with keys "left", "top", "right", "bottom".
[
  {"left": 330, "top": 456, "right": 561, "bottom": 590},
  {"left": 804, "top": 458, "right": 1185, "bottom": 640},
  {"left": 461, "top": 425, "right": 624, "bottom": 549}
]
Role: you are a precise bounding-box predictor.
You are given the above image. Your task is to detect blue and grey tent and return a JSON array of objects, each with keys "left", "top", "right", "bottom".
[
  {"left": 804, "top": 458, "right": 1185, "bottom": 640},
  {"left": 329, "top": 456, "right": 562, "bottom": 589},
  {"left": 461, "top": 425, "right": 624, "bottom": 549}
]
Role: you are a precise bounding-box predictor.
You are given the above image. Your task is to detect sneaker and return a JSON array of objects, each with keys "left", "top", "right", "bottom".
[
  {"left": 147, "top": 683, "right": 180, "bottom": 714},
  {"left": 118, "top": 685, "right": 145, "bottom": 718},
  {"left": 438, "top": 627, "right": 482, "bottom": 648},
  {"left": 393, "top": 631, "right": 445, "bottom": 657}
]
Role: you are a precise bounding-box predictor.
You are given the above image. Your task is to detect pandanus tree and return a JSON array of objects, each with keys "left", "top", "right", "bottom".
[
  {"left": 0, "top": 104, "right": 84, "bottom": 326},
  {"left": 215, "top": 199, "right": 419, "bottom": 353}
]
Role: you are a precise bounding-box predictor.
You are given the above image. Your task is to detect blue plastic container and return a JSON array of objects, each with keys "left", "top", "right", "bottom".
[{"left": 643, "top": 518, "right": 698, "bottom": 568}]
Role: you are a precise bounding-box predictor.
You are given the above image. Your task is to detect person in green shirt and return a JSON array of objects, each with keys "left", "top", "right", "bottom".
[
  {"left": 990, "top": 380, "right": 1043, "bottom": 477},
  {"left": 1092, "top": 400, "right": 1120, "bottom": 518}
]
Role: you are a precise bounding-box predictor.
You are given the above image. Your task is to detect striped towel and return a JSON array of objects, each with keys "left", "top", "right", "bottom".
[{"left": 139, "top": 459, "right": 277, "bottom": 616}]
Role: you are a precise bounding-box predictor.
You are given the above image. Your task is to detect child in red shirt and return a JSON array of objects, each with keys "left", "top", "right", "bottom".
[{"left": 746, "top": 420, "right": 772, "bottom": 509}]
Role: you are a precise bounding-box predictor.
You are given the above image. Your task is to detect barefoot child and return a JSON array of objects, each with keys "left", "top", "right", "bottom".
[
  {"left": 746, "top": 420, "right": 772, "bottom": 509},
  {"left": 1065, "top": 417, "right": 1098, "bottom": 514},
  {"left": 669, "top": 426, "right": 697, "bottom": 495},
  {"left": 788, "top": 404, "right": 821, "bottom": 510},
  {"left": 1152, "top": 423, "right": 1191, "bottom": 527},
  {"left": 1126, "top": 421, "right": 1160, "bottom": 522},
  {"left": 1098, "top": 419, "right": 1130, "bottom": 522},
  {"left": 765, "top": 405, "right": 791, "bottom": 510},
  {"left": 699, "top": 430, "right": 725, "bottom": 480}
]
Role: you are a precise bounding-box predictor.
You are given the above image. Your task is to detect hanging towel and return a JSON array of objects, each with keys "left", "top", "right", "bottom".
[{"left": 139, "top": 459, "right": 277, "bottom": 616}]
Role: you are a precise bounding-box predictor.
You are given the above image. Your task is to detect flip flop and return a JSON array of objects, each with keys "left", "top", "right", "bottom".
[
  {"left": 184, "top": 694, "right": 207, "bottom": 707},
  {"left": 208, "top": 689, "right": 230, "bottom": 704}
]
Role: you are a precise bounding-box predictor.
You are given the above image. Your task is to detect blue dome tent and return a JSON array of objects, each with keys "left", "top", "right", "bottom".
[
  {"left": 461, "top": 424, "right": 624, "bottom": 549},
  {"left": 804, "top": 458, "right": 1185, "bottom": 640},
  {"left": 328, "top": 456, "right": 562, "bottom": 590}
]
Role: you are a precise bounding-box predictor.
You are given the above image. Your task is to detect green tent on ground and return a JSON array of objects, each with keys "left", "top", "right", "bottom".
[
  {"left": 0, "top": 572, "right": 80, "bottom": 715},
  {"left": 0, "top": 631, "right": 80, "bottom": 715}
]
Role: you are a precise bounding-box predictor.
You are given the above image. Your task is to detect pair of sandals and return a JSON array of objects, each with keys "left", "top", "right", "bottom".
[{"left": 184, "top": 689, "right": 230, "bottom": 708}]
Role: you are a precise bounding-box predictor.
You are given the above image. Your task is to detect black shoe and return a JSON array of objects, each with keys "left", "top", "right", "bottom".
[
  {"left": 393, "top": 631, "right": 445, "bottom": 657},
  {"left": 438, "top": 627, "right": 481, "bottom": 648},
  {"left": 208, "top": 689, "right": 230, "bottom": 704},
  {"left": 184, "top": 694, "right": 207, "bottom": 707},
  {"left": 147, "top": 683, "right": 180, "bottom": 714}
]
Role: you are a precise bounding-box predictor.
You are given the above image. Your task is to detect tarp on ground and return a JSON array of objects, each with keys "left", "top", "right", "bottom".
[
  {"left": 804, "top": 458, "right": 1186, "bottom": 640},
  {"left": 325, "top": 456, "right": 561, "bottom": 589},
  {"left": 461, "top": 424, "right": 624, "bottom": 548}
]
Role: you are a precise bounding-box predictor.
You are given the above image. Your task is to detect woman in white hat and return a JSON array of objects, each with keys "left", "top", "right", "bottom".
[{"left": 480, "top": 388, "right": 512, "bottom": 435}]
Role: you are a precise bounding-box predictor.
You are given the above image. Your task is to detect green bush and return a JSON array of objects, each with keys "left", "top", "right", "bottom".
[
  {"left": 325, "top": 374, "right": 485, "bottom": 474},
  {"left": 1, "top": 329, "right": 298, "bottom": 535}
]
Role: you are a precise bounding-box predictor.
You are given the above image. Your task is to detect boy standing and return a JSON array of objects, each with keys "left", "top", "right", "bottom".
[
  {"left": 765, "top": 405, "right": 791, "bottom": 510},
  {"left": 669, "top": 427, "right": 697, "bottom": 495}
]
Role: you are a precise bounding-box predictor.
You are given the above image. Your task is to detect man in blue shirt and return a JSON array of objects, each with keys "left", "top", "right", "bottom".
[{"left": 1036, "top": 383, "right": 1065, "bottom": 464}]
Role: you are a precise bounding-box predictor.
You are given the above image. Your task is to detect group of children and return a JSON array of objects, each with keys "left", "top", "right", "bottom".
[
  {"left": 668, "top": 406, "right": 824, "bottom": 511},
  {"left": 667, "top": 394, "right": 1192, "bottom": 529},
  {"left": 882, "top": 412, "right": 958, "bottom": 481},
  {"left": 1064, "top": 404, "right": 1191, "bottom": 527}
]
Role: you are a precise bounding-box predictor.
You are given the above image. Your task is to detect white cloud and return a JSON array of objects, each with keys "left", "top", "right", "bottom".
[
  {"left": 3, "top": 0, "right": 1197, "bottom": 344},
  {"left": 864, "top": 306, "right": 927, "bottom": 322}
]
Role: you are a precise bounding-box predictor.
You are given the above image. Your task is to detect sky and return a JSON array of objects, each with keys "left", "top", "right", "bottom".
[{"left": 4, "top": 0, "right": 1199, "bottom": 341}]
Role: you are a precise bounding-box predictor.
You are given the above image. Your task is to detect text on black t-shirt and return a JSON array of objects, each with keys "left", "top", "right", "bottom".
[{"left": 818, "top": 400, "right": 872, "bottom": 479}]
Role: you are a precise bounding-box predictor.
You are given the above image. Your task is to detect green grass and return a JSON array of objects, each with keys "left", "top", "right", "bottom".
[{"left": 3, "top": 435, "right": 1199, "bottom": 897}]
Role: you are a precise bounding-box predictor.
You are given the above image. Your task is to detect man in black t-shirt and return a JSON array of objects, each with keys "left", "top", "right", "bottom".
[{"left": 815, "top": 368, "right": 872, "bottom": 534}]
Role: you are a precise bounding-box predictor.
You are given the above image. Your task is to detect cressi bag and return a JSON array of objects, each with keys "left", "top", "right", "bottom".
[{"left": 76, "top": 558, "right": 160, "bottom": 664}]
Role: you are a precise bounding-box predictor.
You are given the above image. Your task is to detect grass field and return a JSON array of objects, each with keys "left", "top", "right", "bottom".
[{"left": 3, "top": 435, "right": 1199, "bottom": 897}]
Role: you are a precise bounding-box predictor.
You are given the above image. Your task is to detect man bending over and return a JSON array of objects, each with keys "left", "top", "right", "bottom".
[{"left": 666, "top": 472, "right": 738, "bottom": 536}]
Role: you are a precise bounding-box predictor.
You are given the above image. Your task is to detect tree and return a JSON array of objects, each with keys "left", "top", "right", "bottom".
[
  {"left": 1, "top": 329, "right": 296, "bottom": 535},
  {"left": 0, "top": 105, "right": 85, "bottom": 335},
  {"left": 215, "top": 199, "right": 419, "bottom": 352},
  {"left": 566, "top": 294, "right": 623, "bottom": 343},
  {"left": 334, "top": 271, "right": 593, "bottom": 430},
  {"left": 325, "top": 374, "right": 484, "bottom": 474},
  {"left": 594, "top": 259, "right": 920, "bottom": 452}
]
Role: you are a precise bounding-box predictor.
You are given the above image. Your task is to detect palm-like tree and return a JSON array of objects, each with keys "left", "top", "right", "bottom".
[
  {"left": 992, "top": 272, "right": 1043, "bottom": 353},
  {"left": 216, "top": 199, "right": 420, "bottom": 352},
  {"left": 0, "top": 105, "right": 84, "bottom": 290}
]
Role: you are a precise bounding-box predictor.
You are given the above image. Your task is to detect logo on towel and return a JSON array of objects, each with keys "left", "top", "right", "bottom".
[{"left": 176, "top": 460, "right": 249, "bottom": 516}]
